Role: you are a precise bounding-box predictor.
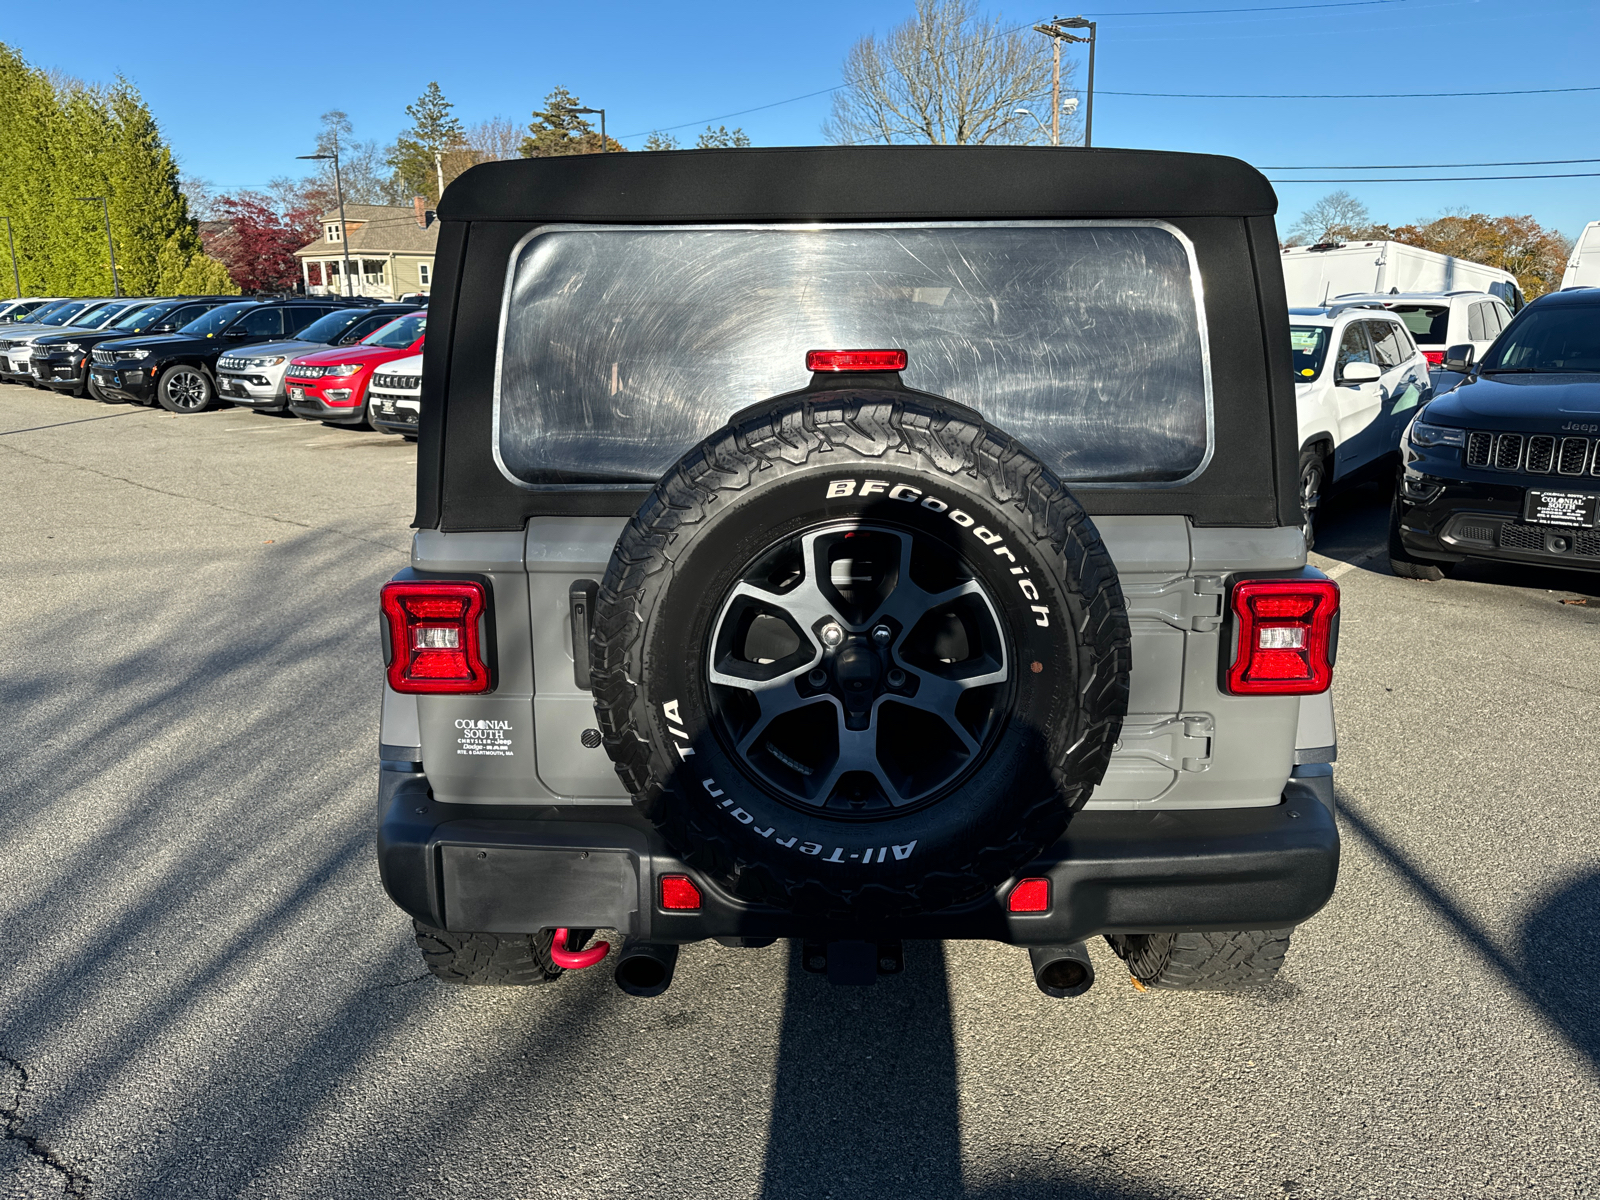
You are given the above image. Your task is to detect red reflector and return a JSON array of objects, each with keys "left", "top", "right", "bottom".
[
  {"left": 380, "top": 580, "right": 491, "bottom": 694},
  {"left": 806, "top": 348, "right": 907, "bottom": 373},
  {"left": 1008, "top": 877, "right": 1050, "bottom": 913},
  {"left": 659, "top": 874, "right": 702, "bottom": 910},
  {"left": 1226, "top": 578, "right": 1338, "bottom": 695},
  {"left": 1421, "top": 350, "right": 1445, "bottom": 365}
]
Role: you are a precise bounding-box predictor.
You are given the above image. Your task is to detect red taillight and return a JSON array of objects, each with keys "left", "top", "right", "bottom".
[
  {"left": 806, "top": 348, "right": 908, "bottom": 373},
  {"left": 1226, "top": 579, "right": 1338, "bottom": 695},
  {"left": 1007, "top": 877, "right": 1050, "bottom": 913},
  {"left": 1421, "top": 350, "right": 1445, "bottom": 366},
  {"left": 380, "top": 580, "right": 491, "bottom": 693},
  {"left": 659, "top": 875, "right": 702, "bottom": 910}
]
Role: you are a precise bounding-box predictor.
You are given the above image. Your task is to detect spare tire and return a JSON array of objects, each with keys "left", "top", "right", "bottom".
[{"left": 591, "top": 387, "right": 1130, "bottom": 917}]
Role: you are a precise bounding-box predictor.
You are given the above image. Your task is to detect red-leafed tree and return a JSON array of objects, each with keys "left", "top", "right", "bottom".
[{"left": 202, "top": 182, "right": 329, "bottom": 293}]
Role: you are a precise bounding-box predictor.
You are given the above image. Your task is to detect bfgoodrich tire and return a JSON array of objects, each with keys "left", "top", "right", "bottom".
[
  {"left": 412, "top": 921, "right": 565, "bottom": 985},
  {"left": 590, "top": 388, "right": 1131, "bottom": 918},
  {"left": 1106, "top": 929, "right": 1294, "bottom": 990}
]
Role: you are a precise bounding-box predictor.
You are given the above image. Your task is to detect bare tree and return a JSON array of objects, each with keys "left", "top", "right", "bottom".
[
  {"left": 824, "top": 0, "right": 1070, "bottom": 146},
  {"left": 461, "top": 117, "right": 522, "bottom": 163},
  {"left": 309, "top": 110, "right": 405, "bottom": 205},
  {"left": 1285, "top": 190, "right": 1380, "bottom": 246}
]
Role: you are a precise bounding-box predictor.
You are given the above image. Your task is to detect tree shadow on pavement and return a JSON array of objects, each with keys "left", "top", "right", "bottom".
[
  {"left": 1338, "top": 797, "right": 1599, "bottom": 1074},
  {"left": 757, "top": 942, "right": 1190, "bottom": 1200}
]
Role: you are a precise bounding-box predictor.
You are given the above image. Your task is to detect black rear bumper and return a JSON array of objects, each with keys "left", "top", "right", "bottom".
[{"left": 377, "top": 767, "right": 1340, "bottom": 945}]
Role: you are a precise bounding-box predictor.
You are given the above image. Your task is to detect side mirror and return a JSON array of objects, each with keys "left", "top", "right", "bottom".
[
  {"left": 1441, "top": 344, "right": 1475, "bottom": 373},
  {"left": 1339, "top": 361, "right": 1382, "bottom": 385},
  {"left": 151, "top": 323, "right": 175, "bottom": 333}
]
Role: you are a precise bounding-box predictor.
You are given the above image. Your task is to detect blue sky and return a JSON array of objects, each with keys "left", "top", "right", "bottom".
[{"left": 8, "top": 0, "right": 1598, "bottom": 237}]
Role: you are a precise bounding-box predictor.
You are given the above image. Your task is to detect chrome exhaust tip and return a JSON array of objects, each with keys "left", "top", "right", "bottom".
[{"left": 1028, "top": 943, "right": 1095, "bottom": 998}]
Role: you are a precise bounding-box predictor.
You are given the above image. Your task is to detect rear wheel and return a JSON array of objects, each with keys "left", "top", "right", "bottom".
[
  {"left": 411, "top": 921, "right": 566, "bottom": 985},
  {"left": 1388, "top": 497, "right": 1447, "bottom": 581},
  {"left": 156, "top": 364, "right": 213, "bottom": 414},
  {"left": 1106, "top": 929, "right": 1293, "bottom": 990},
  {"left": 1298, "top": 447, "right": 1326, "bottom": 552}
]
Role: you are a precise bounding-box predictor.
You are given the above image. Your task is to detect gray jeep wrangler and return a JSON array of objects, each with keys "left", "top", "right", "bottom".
[{"left": 376, "top": 146, "right": 1339, "bottom": 998}]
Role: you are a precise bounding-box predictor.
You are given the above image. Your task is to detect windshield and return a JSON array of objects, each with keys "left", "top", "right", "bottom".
[
  {"left": 361, "top": 313, "right": 425, "bottom": 348},
  {"left": 37, "top": 300, "right": 99, "bottom": 327},
  {"left": 112, "top": 303, "right": 167, "bottom": 330},
  {"left": 1482, "top": 304, "right": 1600, "bottom": 373},
  {"left": 10, "top": 300, "right": 68, "bottom": 323},
  {"left": 296, "top": 309, "right": 370, "bottom": 345},
  {"left": 1387, "top": 304, "right": 1450, "bottom": 345},
  {"left": 1291, "top": 326, "right": 1330, "bottom": 380},
  {"left": 179, "top": 303, "right": 255, "bottom": 336},
  {"left": 496, "top": 223, "right": 1211, "bottom": 487},
  {"left": 85, "top": 301, "right": 142, "bottom": 328}
]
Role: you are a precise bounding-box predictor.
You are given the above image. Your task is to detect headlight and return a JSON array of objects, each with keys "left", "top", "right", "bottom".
[
  {"left": 124, "top": 348, "right": 151, "bottom": 361},
  {"left": 323, "top": 363, "right": 362, "bottom": 376},
  {"left": 1408, "top": 420, "right": 1465, "bottom": 448},
  {"left": 245, "top": 355, "right": 287, "bottom": 368},
  {"left": 61, "top": 342, "right": 82, "bottom": 353}
]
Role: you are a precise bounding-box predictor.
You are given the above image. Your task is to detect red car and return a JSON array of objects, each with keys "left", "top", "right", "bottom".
[{"left": 285, "top": 313, "right": 426, "bottom": 426}]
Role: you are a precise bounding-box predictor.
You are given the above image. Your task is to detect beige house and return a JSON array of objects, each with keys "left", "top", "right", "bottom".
[{"left": 295, "top": 203, "right": 438, "bottom": 300}]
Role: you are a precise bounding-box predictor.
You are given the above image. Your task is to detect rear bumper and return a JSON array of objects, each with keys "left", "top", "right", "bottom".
[{"left": 377, "top": 766, "right": 1340, "bottom": 945}]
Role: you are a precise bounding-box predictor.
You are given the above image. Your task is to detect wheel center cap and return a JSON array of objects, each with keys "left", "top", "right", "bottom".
[{"left": 831, "top": 640, "right": 882, "bottom": 728}]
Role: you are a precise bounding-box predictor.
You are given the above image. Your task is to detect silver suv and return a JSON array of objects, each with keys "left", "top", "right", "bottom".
[
  {"left": 216, "top": 303, "right": 417, "bottom": 410},
  {"left": 376, "top": 148, "right": 1340, "bottom": 1000}
]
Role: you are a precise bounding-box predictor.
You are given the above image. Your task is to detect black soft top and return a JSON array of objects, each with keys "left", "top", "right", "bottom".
[
  {"left": 419, "top": 146, "right": 1299, "bottom": 531},
  {"left": 438, "top": 145, "right": 1277, "bottom": 224}
]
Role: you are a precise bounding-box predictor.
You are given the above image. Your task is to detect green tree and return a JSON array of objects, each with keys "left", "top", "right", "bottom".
[
  {"left": 0, "top": 42, "right": 231, "bottom": 297},
  {"left": 696, "top": 125, "right": 751, "bottom": 149},
  {"left": 388, "top": 82, "right": 465, "bottom": 204},
  {"left": 519, "top": 87, "right": 623, "bottom": 157},
  {"left": 643, "top": 131, "right": 680, "bottom": 152}
]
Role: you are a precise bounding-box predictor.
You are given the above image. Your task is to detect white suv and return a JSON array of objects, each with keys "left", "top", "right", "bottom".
[
  {"left": 1331, "top": 290, "right": 1512, "bottom": 370},
  {"left": 367, "top": 352, "right": 422, "bottom": 438},
  {"left": 1291, "top": 301, "right": 1433, "bottom": 545}
]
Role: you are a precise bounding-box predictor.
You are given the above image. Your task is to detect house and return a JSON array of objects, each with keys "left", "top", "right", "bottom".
[{"left": 294, "top": 202, "right": 437, "bottom": 300}]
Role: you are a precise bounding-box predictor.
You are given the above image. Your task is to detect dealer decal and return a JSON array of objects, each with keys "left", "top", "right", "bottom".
[
  {"left": 661, "top": 698, "right": 916, "bottom": 863},
  {"left": 454, "top": 718, "right": 515, "bottom": 757},
  {"left": 826, "top": 479, "right": 1050, "bottom": 626}
]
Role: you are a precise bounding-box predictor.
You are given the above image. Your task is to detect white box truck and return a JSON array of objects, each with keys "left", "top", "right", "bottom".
[
  {"left": 1281, "top": 240, "right": 1523, "bottom": 310},
  {"left": 1560, "top": 221, "right": 1600, "bottom": 289}
]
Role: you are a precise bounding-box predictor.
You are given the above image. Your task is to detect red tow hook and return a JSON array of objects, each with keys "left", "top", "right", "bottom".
[{"left": 549, "top": 928, "right": 610, "bottom": 970}]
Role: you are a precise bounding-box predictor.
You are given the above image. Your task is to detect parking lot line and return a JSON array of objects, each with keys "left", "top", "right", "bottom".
[{"left": 1321, "top": 544, "right": 1386, "bottom": 580}]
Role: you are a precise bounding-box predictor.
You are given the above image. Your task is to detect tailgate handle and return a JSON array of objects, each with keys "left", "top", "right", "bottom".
[{"left": 569, "top": 579, "right": 600, "bottom": 690}]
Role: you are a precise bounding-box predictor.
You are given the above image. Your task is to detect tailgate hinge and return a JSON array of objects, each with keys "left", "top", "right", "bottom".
[
  {"left": 1122, "top": 576, "right": 1225, "bottom": 632},
  {"left": 1113, "top": 713, "right": 1214, "bottom": 773}
]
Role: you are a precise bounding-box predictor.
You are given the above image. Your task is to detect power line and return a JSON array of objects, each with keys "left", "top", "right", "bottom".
[
  {"left": 1107, "top": 84, "right": 1600, "bottom": 97},
  {"left": 1268, "top": 172, "right": 1600, "bottom": 182},
  {"left": 1082, "top": 0, "right": 1405, "bottom": 12},
  {"left": 1264, "top": 157, "right": 1600, "bottom": 169}
]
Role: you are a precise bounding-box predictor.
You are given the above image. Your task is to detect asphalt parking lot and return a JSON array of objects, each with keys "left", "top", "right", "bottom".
[{"left": 2, "top": 383, "right": 1597, "bottom": 1200}]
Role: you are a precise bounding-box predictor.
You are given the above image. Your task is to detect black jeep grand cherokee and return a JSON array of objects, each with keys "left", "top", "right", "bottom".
[{"left": 1392, "top": 288, "right": 1600, "bottom": 579}]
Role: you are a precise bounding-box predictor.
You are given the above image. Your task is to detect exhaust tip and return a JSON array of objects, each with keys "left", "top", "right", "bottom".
[
  {"left": 1028, "top": 944, "right": 1095, "bottom": 999},
  {"left": 614, "top": 941, "right": 679, "bottom": 998}
]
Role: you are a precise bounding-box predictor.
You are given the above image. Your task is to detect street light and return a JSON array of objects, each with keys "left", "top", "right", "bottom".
[
  {"left": 1034, "top": 15, "right": 1098, "bottom": 148},
  {"left": 570, "top": 106, "right": 608, "bottom": 153},
  {"left": 1015, "top": 99, "right": 1080, "bottom": 145},
  {"left": 1, "top": 215, "right": 19, "bottom": 299},
  {"left": 298, "top": 150, "right": 353, "bottom": 296},
  {"left": 75, "top": 196, "right": 121, "bottom": 296}
]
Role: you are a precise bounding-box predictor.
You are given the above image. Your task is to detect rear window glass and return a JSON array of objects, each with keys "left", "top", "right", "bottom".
[
  {"left": 1388, "top": 304, "right": 1450, "bottom": 344},
  {"left": 494, "top": 223, "right": 1213, "bottom": 488}
]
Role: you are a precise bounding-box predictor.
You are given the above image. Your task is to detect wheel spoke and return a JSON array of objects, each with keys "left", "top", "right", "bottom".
[{"left": 807, "top": 722, "right": 908, "bottom": 807}]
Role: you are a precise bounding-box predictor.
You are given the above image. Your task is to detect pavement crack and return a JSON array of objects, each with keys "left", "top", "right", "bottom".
[{"left": 2, "top": 1051, "right": 92, "bottom": 1198}]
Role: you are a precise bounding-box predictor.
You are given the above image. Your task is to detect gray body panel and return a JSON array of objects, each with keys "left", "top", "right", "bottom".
[{"left": 391, "top": 517, "right": 1334, "bottom": 811}]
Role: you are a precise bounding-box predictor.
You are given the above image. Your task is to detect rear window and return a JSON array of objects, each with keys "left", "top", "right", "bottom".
[
  {"left": 494, "top": 222, "right": 1213, "bottom": 488},
  {"left": 1388, "top": 304, "right": 1450, "bottom": 344}
]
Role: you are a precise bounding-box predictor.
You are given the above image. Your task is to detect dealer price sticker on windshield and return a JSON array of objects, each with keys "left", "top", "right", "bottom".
[{"left": 1524, "top": 489, "right": 1598, "bottom": 528}]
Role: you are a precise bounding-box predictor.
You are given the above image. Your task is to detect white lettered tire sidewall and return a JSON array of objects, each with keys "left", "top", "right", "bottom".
[{"left": 591, "top": 393, "right": 1130, "bottom": 917}]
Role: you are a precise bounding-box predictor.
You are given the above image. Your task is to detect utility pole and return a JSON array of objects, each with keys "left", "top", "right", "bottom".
[
  {"left": 76, "top": 196, "right": 121, "bottom": 295},
  {"left": 1033, "top": 16, "right": 1098, "bottom": 148},
  {"left": 1, "top": 216, "right": 19, "bottom": 299},
  {"left": 434, "top": 149, "right": 445, "bottom": 203},
  {"left": 298, "top": 140, "right": 353, "bottom": 297}
]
